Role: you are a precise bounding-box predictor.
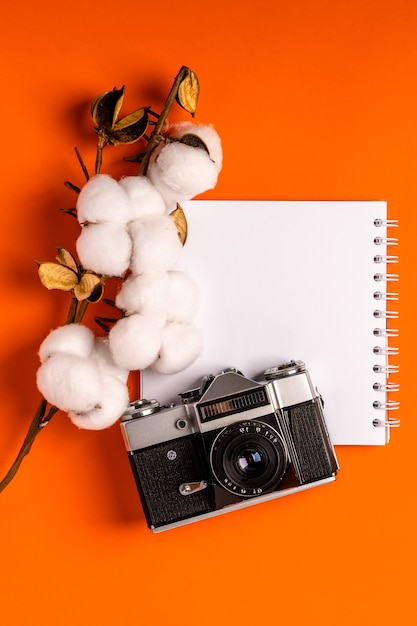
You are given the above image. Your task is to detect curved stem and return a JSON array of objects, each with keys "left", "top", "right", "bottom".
[
  {"left": 0, "top": 400, "right": 58, "bottom": 493},
  {"left": 66, "top": 296, "right": 78, "bottom": 324},
  {"left": 0, "top": 296, "right": 90, "bottom": 492},
  {"left": 137, "top": 66, "right": 189, "bottom": 176},
  {"left": 95, "top": 133, "right": 107, "bottom": 175},
  {"left": 75, "top": 298, "right": 89, "bottom": 323}
]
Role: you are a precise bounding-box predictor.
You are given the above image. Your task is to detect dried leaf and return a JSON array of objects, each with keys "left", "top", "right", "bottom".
[
  {"left": 56, "top": 248, "right": 78, "bottom": 273},
  {"left": 170, "top": 204, "right": 188, "bottom": 245},
  {"left": 91, "top": 87, "right": 125, "bottom": 130},
  {"left": 109, "top": 107, "right": 149, "bottom": 146},
  {"left": 38, "top": 262, "right": 78, "bottom": 291},
  {"left": 73, "top": 273, "right": 101, "bottom": 301},
  {"left": 176, "top": 69, "right": 199, "bottom": 116}
]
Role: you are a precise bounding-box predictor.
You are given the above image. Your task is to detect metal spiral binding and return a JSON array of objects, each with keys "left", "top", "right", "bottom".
[
  {"left": 373, "top": 363, "right": 399, "bottom": 374},
  {"left": 374, "top": 291, "right": 399, "bottom": 301},
  {"left": 374, "top": 236, "right": 399, "bottom": 246},
  {"left": 372, "top": 418, "right": 401, "bottom": 428},
  {"left": 374, "top": 255, "right": 399, "bottom": 264},
  {"left": 373, "top": 328, "right": 399, "bottom": 337},
  {"left": 373, "top": 218, "right": 399, "bottom": 227},
  {"left": 373, "top": 273, "right": 399, "bottom": 282},
  {"left": 373, "top": 216, "right": 400, "bottom": 429},
  {"left": 373, "top": 400, "right": 400, "bottom": 410},
  {"left": 374, "top": 309, "right": 399, "bottom": 319},
  {"left": 373, "top": 382, "right": 400, "bottom": 392},
  {"left": 373, "top": 346, "right": 399, "bottom": 355}
]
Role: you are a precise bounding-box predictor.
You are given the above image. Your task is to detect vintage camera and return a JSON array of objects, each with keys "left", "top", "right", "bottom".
[{"left": 120, "top": 360, "right": 339, "bottom": 532}]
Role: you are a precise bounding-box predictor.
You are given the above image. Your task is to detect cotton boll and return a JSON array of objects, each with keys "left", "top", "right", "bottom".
[
  {"left": 108, "top": 314, "right": 163, "bottom": 371},
  {"left": 92, "top": 337, "right": 129, "bottom": 383},
  {"left": 167, "top": 271, "right": 200, "bottom": 322},
  {"left": 166, "top": 122, "right": 223, "bottom": 172},
  {"left": 128, "top": 214, "right": 182, "bottom": 274},
  {"left": 38, "top": 324, "right": 95, "bottom": 363},
  {"left": 151, "top": 322, "right": 203, "bottom": 374},
  {"left": 76, "top": 222, "right": 132, "bottom": 277},
  {"left": 115, "top": 272, "right": 170, "bottom": 319},
  {"left": 36, "top": 353, "right": 101, "bottom": 412},
  {"left": 148, "top": 142, "right": 220, "bottom": 210},
  {"left": 68, "top": 375, "right": 129, "bottom": 430},
  {"left": 76, "top": 174, "right": 131, "bottom": 225},
  {"left": 118, "top": 176, "right": 166, "bottom": 220}
]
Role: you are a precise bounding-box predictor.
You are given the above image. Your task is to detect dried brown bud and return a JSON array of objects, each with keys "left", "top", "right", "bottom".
[
  {"left": 91, "top": 87, "right": 125, "bottom": 130},
  {"left": 176, "top": 69, "right": 199, "bottom": 116},
  {"left": 73, "top": 273, "right": 102, "bottom": 301},
  {"left": 108, "top": 107, "right": 150, "bottom": 146}
]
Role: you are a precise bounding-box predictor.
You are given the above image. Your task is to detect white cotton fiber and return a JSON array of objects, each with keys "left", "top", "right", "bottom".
[
  {"left": 36, "top": 353, "right": 101, "bottom": 412},
  {"left": 115, "top": 272, "right": 170, "bottom": 319},
  {"left": 167, "top": 271, "right": 200, "bottom": 322},
  {"left": 118, "top": 176, "right": 166, "bottom": 220},
  {"left": 92, "top": 337, "right": 129, "bottom": 383},
  {"left": 68, "top": 375, "right": 129, "bottom": 430},
  {"left": 151, "top": 321, "right": 203, "bottom": 374},
  {"left": 128, "top": 214, "right": 182, "bottom": 274},
  {"left": 148, "top": 142, "right": 220, "bottom": 210},
  {"left": 108, "top": 314, "right": 163, "bottom": 371},
  {"left": 76, "top": 222, "right": 132, "bottom": 277},
  {"left": 167, "top": 122, "right": 223, "bottom": 171},
  {"left": 76, "top": 174, "right": 131, "bottom": 225},
  {"left": 38, "top": 324, "right": 95, "bottom": 363}
]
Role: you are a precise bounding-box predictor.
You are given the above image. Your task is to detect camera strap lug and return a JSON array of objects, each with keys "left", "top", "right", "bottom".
[{"left": 179, "top": 481, "right": 208, "bottom": 496}]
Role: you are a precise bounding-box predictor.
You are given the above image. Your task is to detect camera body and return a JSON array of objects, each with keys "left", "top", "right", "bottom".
[{"left": 121, "top": 360, "right": 339, "bottom": 532}]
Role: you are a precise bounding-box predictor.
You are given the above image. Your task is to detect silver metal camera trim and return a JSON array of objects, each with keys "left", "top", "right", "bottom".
[
  {"left": 267, "top": 370, "right": 316, "bottom": 412},
  {"left": 121, "top": 365, "right": 318, "bottom": 451},
  {"left": 150, "top": 476, "right": 336, "bottom": 533},
  {"left": 121, "top": 404, "right": 195, "bottom": 452}
]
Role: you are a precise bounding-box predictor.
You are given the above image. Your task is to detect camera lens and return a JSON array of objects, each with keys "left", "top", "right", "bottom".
[
  {"left": 210, "top": 420, "right": 289, "bottom": 497},
  {"left": 237, "top": 448, "right": 264, "bottom": 474}
]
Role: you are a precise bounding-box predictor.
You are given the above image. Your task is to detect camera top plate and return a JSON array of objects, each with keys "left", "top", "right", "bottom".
[{"left": 264, "top": 360, "right": 305, "bottom": 380}]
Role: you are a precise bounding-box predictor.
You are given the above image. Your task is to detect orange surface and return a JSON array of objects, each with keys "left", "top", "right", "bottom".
[{"left": 0, "top": 1, "right": 415, "bottom": 624}]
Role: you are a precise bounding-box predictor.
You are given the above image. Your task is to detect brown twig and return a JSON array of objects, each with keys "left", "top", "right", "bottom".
[
  {"left": 95, "top": 133, "right": 107, "bottom": 175},
  {"left": 137, "top": 65, "right": 189, "bottom": 176},
  {"left": 0, "top": 296, "right": 89, "bottom": 492},
  {"left": 0, "top": 400, "right": 58, "bottom": 493},
  {"left": 75, "top": 146, "right": 90, "bottom": 181}
]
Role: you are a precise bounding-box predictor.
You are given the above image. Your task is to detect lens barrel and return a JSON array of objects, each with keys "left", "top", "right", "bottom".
[{"left": 210, "top": 420, "right": 289, "bottom": 497}]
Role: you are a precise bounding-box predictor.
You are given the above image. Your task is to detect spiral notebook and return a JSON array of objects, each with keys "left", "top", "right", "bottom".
[{"left": 141, "top": 200, "right": 400, "bottom": 445}]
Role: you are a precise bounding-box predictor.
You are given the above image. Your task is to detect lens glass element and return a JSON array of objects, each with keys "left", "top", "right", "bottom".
[
  {"left": 210, "top": 420, "right": 288, "bottom": 497},
  {"left": 237, "top": 449, "right": 263, "bottom": 474}
]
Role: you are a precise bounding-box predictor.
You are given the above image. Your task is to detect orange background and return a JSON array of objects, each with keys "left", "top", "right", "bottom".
[{"left": 0, "top": 1, "right": 415, "bottom": 624}]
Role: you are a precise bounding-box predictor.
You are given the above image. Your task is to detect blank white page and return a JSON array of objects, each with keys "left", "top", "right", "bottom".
[{"left": 141, "top": 200, "right": 390, "bottom": 445}]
